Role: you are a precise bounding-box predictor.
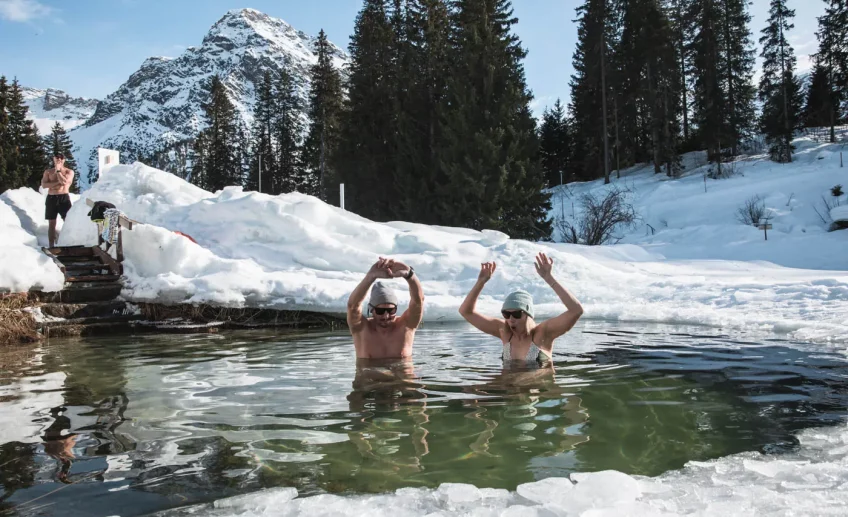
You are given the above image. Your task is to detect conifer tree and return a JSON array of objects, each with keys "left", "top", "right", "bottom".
[
  {"left": 758, "top": 0, "right": 802, "bottom": 163},
  {"left": 336, "top": 0, "right": 397, "bottom": 220},
  {"left": 45, "top": 122, "right": 80, "bottom": 192},
  {"left": 613, "top": 0, "right": 681, "bottom": 173},
  {"left": 570, "top": 0, "right": 614, "bottom": 182},
  {"left": 687, "top": 0, "right": 725, "bottom": 162},
  {"left": 388, "top": 0, "right": 450, "bottom": 224},
  {"left": 539, "top": 99, "right": 572, "bottom": 187},
  {"left": 195, "top": 75, "right": 241, "bottom": 191},
  {"left": 440, "top": 0, "right": 550, "bottom": 239},
  {"left": 247, "top": 71, "right": 276, "bottom": 193},
  {"left": 6, "top": 79, "right": 46, "bottom": 190},
  {"left": 803, "top": 63, "right": 838, "bottom": 128},
  {"left": 303, "top": 29, "right": 344, "bottom": 202},
  {"left": 273, "top": 66, "right": 306, "bottom": 195},
  {"left": 812, "top": 0, "right": 847, "bottom": 142},
  {"left": 720, "top": 0, "right": 756, "bottom": 157},
  {"left": 0, "top": 77, "right": 10, "bottom": 192}
]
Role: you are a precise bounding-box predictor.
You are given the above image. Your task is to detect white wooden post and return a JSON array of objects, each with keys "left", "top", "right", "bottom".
[
  {"left": 340, "top": 183, "right": 345, "bottom": 210},
  {"left": 97, "top": 148, "right": 120, "bottom": 178}
]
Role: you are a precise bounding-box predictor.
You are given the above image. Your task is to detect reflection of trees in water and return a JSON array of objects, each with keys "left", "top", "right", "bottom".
[
  {"left": 568, "top": 343, "right": 848, "bottom": 476},
  {"left": 40, "top": 341, "right": 136, "bottom": 458},
  {"left": 289, "top": 361, "right": 591, "bottom": 494},
  {"left": 0, "top": 442, "right": 38, "bottom": 509}
]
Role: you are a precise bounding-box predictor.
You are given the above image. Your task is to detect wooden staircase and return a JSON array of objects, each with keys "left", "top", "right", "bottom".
[{"left": 40, "top": 245, "right": 123, "bottom": 303}]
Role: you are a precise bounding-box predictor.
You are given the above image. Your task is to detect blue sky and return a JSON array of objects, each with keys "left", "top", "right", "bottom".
[{"left": 0, "top": 0, "right": 825, "bottom": 115}]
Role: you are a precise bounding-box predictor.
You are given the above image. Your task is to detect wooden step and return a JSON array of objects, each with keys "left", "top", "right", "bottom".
[
  {"left": 63, "top": 262, "right": 112, "bottom": 272},
  {"left": 43, "top": 246, "right": 94, "bottom": 257},
  {"left": 66, "top": 274, "right": 121, "bottom": 283}
]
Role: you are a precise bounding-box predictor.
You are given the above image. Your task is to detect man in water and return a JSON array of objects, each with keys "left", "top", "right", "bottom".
[
  {"left": 41, "top": 153, "right": 75, "bottom": 248},
  {"left": 346, "top": 257, "right": 424, "bottom": 359}
]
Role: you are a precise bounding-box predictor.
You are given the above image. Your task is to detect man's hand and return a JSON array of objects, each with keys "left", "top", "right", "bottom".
[
  {"left": 478, "top": 262, "right": 496, "bottom": 283},
  {"left": 367, "top": 257, "right": 394, "bottom": 279},
  {"left": 368, "top": 257, "right": 411, "bottom": 279},
  {"left": 534, "top": 252, "right": 554, "bottom": 282}
]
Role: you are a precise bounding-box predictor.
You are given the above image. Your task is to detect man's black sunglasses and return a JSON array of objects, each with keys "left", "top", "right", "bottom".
[
  {"left": 501, "top": 310, "right": 525, "bottom": 320},
  {"left": 370, "top": 305, "right": 397, "bottom": 316}
]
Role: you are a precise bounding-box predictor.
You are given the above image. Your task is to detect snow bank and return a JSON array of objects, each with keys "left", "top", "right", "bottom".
[
  {"left": 173, "top": 422, "right": 848, "bottom": 516},
  {"left": 550, "top": 138, "right": 848, "bottom": 270},
  {"left": 0, "top": 191, "right": 64, "bottom": 292},
  {"left": 831, "top": 205, "right": 848, "bottom": 223},
  {"left": 21, "top": 161, "right": 839, "bottom": 343}
]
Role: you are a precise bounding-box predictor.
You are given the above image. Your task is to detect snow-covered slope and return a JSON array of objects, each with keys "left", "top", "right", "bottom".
[
  {"left": 550, "top": 137, "right": 848, "bottom": 270},
  {"left": 70, "top": 8, "right": 348, "bottom": 187},
  {"left": 21, "top": 86, "right": 99, "bottom": 135}
]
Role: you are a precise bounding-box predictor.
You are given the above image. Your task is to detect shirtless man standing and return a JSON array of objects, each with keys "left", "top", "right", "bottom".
[
  {"left": 346, "top": 257, "right": 424, "bottom": 359},
  {"left": 41, "top": 153, "right": 75, "bottom": 248}
]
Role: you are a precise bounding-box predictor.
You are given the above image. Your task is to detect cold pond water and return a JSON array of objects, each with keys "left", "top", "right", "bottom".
[{"left": 2, "top": 323, "right": 848, "bottom": 516}]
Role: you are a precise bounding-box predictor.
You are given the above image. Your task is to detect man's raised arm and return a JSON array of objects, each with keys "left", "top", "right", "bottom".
[
  {"left": 347, "top": 259, "right": 388, "bottom": 332},
  {"left": 403, "top": 268, "right": 424, "bottom": 329}
]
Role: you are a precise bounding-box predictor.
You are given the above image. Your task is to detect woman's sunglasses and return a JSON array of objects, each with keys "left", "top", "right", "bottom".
[
  {"left": 370, "top": 305, "right": 397, "bottom": 316},
  {"left": 501, "top": 310, "right": 525, "bottom": 320}
]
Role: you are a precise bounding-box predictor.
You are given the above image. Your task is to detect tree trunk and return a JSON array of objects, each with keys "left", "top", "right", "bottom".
[
  {"left": 647, "top": 61, "right": 661, "bottom": 173},
  {"left": 601, "top": 28, "right": 611, "bottom": 184},
  {"left": 778, "top": 6, "right": 791, "bottom": 163}
]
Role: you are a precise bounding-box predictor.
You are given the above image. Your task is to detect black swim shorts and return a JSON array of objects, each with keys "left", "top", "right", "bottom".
[{"left": 45, "top": 194, "right": 72, "bottom": 220}]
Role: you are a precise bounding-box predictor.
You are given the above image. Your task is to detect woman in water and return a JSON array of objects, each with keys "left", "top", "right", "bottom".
[{"left": 458, "top": 252, "right": 584, "bottom": 364}]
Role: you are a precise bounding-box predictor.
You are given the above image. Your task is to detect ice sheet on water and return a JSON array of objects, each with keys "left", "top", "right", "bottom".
[{"left": 163, "top": 423, "right": 848, "bottom": 516}]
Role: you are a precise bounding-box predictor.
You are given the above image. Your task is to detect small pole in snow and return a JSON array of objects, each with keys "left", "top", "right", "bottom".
[
  {"left": 704, "top": 174, "right": 707, "bottom": 193},
  {"left": 841, "top": 151, "right": 843, "bottom": 168},
  {"left": 258, "top": 155, "right": 262, "bottom": 193},
  {"left": 340, "top": 183, "right": 345, "bottom": 210},
  {"left": 758, "top": 222, "right": 772, "bottom": 241}
]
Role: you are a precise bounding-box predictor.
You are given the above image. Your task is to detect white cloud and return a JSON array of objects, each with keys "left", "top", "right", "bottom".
[{"left": 0, "top": 0, "right": 52, "bottom": 22}]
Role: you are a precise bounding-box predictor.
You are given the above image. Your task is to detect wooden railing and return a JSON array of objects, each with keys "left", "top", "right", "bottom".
[{"left": 84, "top": 198, "right": 137, "bottom": 263}]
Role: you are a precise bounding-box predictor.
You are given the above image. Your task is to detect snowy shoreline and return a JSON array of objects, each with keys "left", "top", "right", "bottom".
[{"left": 2, "top": 137, "right": 847, "bottom": 345}]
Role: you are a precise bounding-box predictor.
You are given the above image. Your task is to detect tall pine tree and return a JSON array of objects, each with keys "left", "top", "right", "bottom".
[
  {"left": 336, "top": 0, "right": 397, "bottom": 220},
  {"left": 720, "top": 0, "right": 756, "bottom": 157},
  {"left": 812, "top": 0, "right": 847, "bottom": 142},
  {"left": 613, "top": 0, "right": 681, "bottom": 174},
  {"left": 5, "top": 79, "right": 46, "bottom": 190},
  {"left": 44, "top": 122, "right": 80, "bottom": 192},
  {"left": 193, "top": 75, "right": 241, "bottom": 191},
  {"left": 758, "top": 0, "right": 802, "bottom": 163},
  {"left": 272, "top": 66, "right": 306, "bottom": 195},
  {"left": 570, "top": 0, "right": 615, "bottom": 182},
  {"left": 247, "top": 71, "right": 276, "bottom": 193},
  {"left": 303, "top": 29, "right": 344, "bottom": 202},
  {"left": 387, "top": 0, "right": 451, "bottom": 224},
  {"left": 439, "top": 0, "right": 550, "bottom": 239},
  {"left": 688, "top": 0, "right": 725, "bottom": 162},
  {"left": 539, "top": 99, "right": 572, "bottom": 187},
  {"left": 803, "top": 63, "right": 839, "bottom": 128},
  {"left": 0, "top": 77, "right": 10, "bottom": 192}
]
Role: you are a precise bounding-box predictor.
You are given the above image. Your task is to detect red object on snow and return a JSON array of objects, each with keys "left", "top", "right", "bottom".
[{"left": 174, "top": 231, "right": 197, "bottom": 244}]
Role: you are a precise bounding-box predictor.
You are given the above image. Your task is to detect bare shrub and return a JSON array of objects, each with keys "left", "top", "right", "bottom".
[
  {"left": 813, "top": 195, "right": 839, "bottom": 228},
  {"left": 736, "top": 195, "right": 767, "bottom": 225},
  {"left": 557, "top": 187, "right": 638, "bottom": 245}
]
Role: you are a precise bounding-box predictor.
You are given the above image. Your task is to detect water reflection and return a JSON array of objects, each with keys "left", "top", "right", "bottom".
[{"left": 2, "top": 326, "right": 848, "bottom": 516}]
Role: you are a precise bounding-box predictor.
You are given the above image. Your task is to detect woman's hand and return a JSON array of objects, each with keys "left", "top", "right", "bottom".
[
  {"left": 534, "top": 252, "right": 554, "bottom": 282},
  {"left": 478, "top": 262, "right": 496, "bottom": 283}
]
